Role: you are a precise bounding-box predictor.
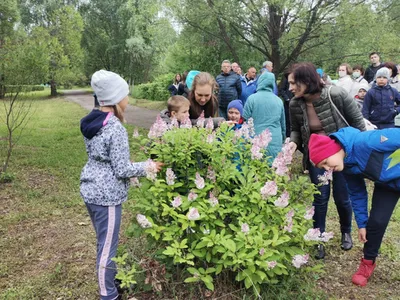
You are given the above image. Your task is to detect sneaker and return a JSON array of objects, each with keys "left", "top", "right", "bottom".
[
  {"left": 352, "top": 258, "right": 376, "bottom": 286},
  {"left": 341, "top": 233, "right": 353, "bottom": 251},
  {"left": 315, "top": 244, "right": 325, "bottom": 260}
]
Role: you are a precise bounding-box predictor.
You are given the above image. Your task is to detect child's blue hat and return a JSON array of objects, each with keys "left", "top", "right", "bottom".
[
  {"left": 186, "top": 70, "right": 200, "bottom": 90},
  {"left": 227, "top": 99, "right": 244, "bottom": 116}
]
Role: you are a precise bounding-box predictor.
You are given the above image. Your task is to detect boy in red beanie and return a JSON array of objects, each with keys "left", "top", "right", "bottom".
[{"left": 309, "top": 127, "right": 400, "bottom": 287}]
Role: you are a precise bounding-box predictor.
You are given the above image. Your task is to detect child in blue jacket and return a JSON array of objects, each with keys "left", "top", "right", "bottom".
[
  {"left": 226, "top": 99, "right": 244, "bottom": 130},
  {"left": 80, "top": 70, "right": 163, "bottom": 299},
  {"left": 308, "top": 127, "right": 400, "bottom": 287},
  {"left": 362, "top": 67, "right": 400, "bottom": 129}
]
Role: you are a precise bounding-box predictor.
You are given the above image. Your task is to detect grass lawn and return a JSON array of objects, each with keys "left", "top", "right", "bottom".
[{"left": 0, "top": 95, "right": 399, "bottom": 299}]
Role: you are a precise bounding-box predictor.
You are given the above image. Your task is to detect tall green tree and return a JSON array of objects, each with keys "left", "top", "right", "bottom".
[
  {"left": 81, "top": 0, "right": 176, "bottom": 83},
  {"left": 17, "top": 1, "right": 84, "bottom": 96},
  {"left": 0, "top": 0, "right": 20, "bottom": 98},
  {"left": 168, "top": 0, "right": 386, "bottom": 76},
  {"left": 47, "top": 6, "right": 84, "bottom": 95}
]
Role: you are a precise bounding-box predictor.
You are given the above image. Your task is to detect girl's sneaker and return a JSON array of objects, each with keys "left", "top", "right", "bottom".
[{"left": 351, "top": 258, "right": 376, "bottom": 286}]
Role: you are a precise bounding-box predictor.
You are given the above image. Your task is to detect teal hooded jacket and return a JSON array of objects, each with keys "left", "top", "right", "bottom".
[{"left": 243, "top": 72, "right": 286, "bottom": 160}]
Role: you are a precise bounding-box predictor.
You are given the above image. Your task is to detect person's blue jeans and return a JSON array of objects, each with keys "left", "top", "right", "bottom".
[
  {"left": 308, "top": 163, "right": 353, "bottom": 234},
  {"left": 364, "top": 183, "right": 400, "bottom": 260}
]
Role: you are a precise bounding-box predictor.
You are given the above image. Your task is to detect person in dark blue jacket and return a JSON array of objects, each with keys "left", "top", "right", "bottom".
[
  {"left": 216, "top": 60, "right": 242, "bottom": 119},
  {"left": 309, "top": 127, "right": 400, "bottom": 287},
  {"left": 362, "top": 67, "right": 400, "bottom": 129}
]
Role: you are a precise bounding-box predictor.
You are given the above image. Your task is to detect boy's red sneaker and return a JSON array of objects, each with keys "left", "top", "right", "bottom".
[{"left": 352, "top": 258, "right": 376, "bottom": 286}]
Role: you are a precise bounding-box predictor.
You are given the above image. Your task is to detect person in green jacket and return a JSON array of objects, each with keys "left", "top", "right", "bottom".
[{"left": 243, "top": 71, "right": 286, "bottom": 160}]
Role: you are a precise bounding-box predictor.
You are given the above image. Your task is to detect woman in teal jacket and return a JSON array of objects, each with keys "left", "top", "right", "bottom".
[{"left": 243, "top": 71, "right": 285, "bottom": 160}]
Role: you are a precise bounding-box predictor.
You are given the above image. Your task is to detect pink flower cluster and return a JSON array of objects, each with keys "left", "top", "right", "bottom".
[
  {"left": 206, "top": 132, "right": 216, "bottom": 144},
  {"left": 251, "top": 129, "right": 272, "bottom": 160},
  {"left": 259, "top": 248, "right": 265, "bottom": 255},
  {"left": 145, "top": 159, "right": 158, "bottom": 181},
  {"left": 207, "top": 166, "right": 216, "bottom": 183},
  {"left": 267, "top": 261, "right": 277, "bottom": 270},
  {"left": 132, "top": 128, "right": 140, "bottom": 138},
  {"left": 284, "top": 209, "right": 295, "bottom": 232},
  {"left": 148, "top": 115, "right": 169, "bottom": 138},
  {"left": 170, "top": 117, "right": 179, "bottom": 129},
  {"left": 171, "top": 196, "right": 182, "bottom": 208},
  {"left": 166, "top": 168, "right": 176, "bottom": 185},
  {"left": 304, "top": 206, "right": 315, "bottom": 220},
  {"left": 272, "top": 138, "right": 294, "bottom": 176},
  {"left": 205, "top": 117, "right": 214, "bottom": 130},
  {"left": 187, "top": 207, "right": 200, "bottom": 220},
  {"left": 247, "top": 118, "right": 256, "bottom": 137},
  {"left": 136, "top": 214, "right": 152, "bottom": 228},
  {"left": 318, "top": 170, "right": 333, "bottom": 185},
  {"left": 241, "top": 223, "right": 250, "bottom": 235},
  {"left": 292, "top": 254, "right": 309, "bottom": 268},
  {"left": 236, "top": 118, "right": 255, "bottom": 140},
  {"left": 303, "top": 228, "right": 334, "bottom": 242},
  {"left": 194, "top": 172, "right": 205, "bottom": 189},
  {"left": 209, "top": 192, "right": 219, "bottom": 207},
  {"left": 196, "top": 111, "right": 205, "bottom": 128},
  {"left": 130, "top": 177, "right": 141, "bottom": 188},
  {"left": 274, "top": 190, "right": 290, "bottom": 208},
  {"left": 260, "top": 181, "right": 278, "bottom": 199},
  {"left": 180, "top": 117, "right": 192, "bottom": 129},
  {"left": 188, "top": 190, "right": 198, "bottom": 202}
]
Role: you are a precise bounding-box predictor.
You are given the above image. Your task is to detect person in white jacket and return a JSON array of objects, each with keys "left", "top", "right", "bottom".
[
  {"left": 336, "top": 63, "right": 354, "bottom": 95},
  {"left": 349, "top": 65, "right": 369, "bottom": 98}
]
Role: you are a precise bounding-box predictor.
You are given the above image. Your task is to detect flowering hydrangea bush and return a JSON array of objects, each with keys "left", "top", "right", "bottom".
[{"left": 122, "top": 117, "right": 323, "bottom": 292}]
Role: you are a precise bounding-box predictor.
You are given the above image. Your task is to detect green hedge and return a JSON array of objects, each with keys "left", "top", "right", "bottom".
[
  {"left": 134, "top": 73, "right": 175, "bottom": 101},
  {"left": 5, "top": 85, "right": 45, "bottom": 93}
]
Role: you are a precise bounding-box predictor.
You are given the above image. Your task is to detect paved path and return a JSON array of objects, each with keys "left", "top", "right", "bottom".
[{"left": 62, "top": 90, "right": 159, "bottom": 129}]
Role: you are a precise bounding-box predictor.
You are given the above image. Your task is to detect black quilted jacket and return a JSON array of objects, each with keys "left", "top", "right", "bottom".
[{"left": 289, "top": 85, "right": 366, "bottom": 169}]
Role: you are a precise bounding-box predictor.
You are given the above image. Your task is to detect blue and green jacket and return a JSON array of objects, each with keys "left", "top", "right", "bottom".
[{"left": 331, "top": 127, "right": 400, "bottom": 228}]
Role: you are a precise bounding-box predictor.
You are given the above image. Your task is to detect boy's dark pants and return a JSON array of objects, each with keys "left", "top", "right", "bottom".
[
  {"left": 364, "top": 183, "right": 400, "bottom": 260},
  {"left": 86, "top": 203, "right": 122, "bottom": 300},
  {"left": 308, "top": 163, "right": 353, "bottom": 233}
]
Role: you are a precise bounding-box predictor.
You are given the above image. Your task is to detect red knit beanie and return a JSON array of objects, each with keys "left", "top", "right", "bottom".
[{"left": 309, "top": 134, "right": 343, "bottom": 166}]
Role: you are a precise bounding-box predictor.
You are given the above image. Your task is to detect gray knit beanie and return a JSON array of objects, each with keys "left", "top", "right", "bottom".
[
  {"left": 375, "top": 67, "right": 390, "bottom": 79},
  {"left": 91, "top": 70, "right": 129, "bottom": 106}
]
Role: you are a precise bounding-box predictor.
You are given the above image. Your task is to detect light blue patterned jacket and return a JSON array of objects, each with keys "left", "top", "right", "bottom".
[{"left": 80, "top": 110, "right": 146, "bottom": 206}]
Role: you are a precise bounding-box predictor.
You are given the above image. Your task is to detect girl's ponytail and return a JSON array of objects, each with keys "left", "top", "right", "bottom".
[{"left": 113, "top": 104, "right": 125, "bottom": 123}]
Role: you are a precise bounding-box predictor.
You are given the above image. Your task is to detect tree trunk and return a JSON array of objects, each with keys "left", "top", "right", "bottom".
[
  {"left": 0, "top": 73, "right": 5, "bottom": 99},
  {"left": 269, "top": 5, "right": 282, "bottom": 76},
  {"left": 50, "top": 79, "right": 57, "bottom": 97}
]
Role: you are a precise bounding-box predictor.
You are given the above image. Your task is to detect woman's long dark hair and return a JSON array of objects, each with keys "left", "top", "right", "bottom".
[
  {"left": 288, "top": 63, "right": 324, "bottom": 95},
  {"left": 188, "top": 72, "right": 219, "bottom": 119}
]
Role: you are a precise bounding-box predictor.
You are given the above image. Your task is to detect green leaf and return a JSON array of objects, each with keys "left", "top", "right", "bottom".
[
  {"left": 388, "top": 149, "right": 400, "bottom": 168},
  {"left": 206, "top": 267, "right": 216, "bottom": 274},
  {"left": 203, "top": 280, "right": 214, "bottom": 291},
  {"left": 192, "top": 249, "right": 206, "bottom": 258},
  {"left": 195, "top": 240, "right": 209, "bottom": 249},
  {"left": 224, "top": 239, "right": 236, "bottom": 252},
  {"left": 206, "top": 251, "right": 211, "bottom": 262},
  {"left": 162, "top": 247, "right": 175, "bottom": 256},
  {"left": 244, "top": 277, "right": 252, "bottom": 289},
  {"left": 187, "top": 267, "right": 198, "bottom": 275},
  {"left": 184, "top": 277, "right": 200, "bottom": 283},
  {"left": 214, "top": 219, "right": 225, "bottom": 227}
]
